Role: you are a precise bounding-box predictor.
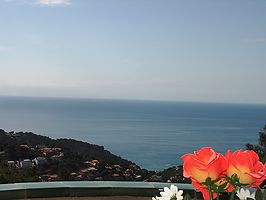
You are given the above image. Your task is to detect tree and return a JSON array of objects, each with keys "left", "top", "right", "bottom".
[
  {"left": 58, "top": 168, "right": 70, "bottom": 180},
  {"left": 246, "top": 124, "right": 266, "bottom": 162}
]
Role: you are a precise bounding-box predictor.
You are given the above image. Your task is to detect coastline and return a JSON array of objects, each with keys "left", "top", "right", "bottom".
[
  {"left": 0, "top": 129, "right": 189, "bottom": 184},
  {"left": 1, "top": 96, "right": 265, "bottom": 170}
]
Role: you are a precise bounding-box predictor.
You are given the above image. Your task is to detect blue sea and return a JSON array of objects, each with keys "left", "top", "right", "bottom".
[{"left": 0, "top": 96, "right": 266, "bottom": 170}]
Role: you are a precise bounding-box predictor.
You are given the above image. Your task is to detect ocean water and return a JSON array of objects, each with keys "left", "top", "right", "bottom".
[{"left": 0, "top": 96, "right": 266, "bottom": 170}]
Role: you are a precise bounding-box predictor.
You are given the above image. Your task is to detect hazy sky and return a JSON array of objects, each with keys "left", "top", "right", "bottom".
[{"left": 1, "top": 0, "right": 266, "bottom": 104}]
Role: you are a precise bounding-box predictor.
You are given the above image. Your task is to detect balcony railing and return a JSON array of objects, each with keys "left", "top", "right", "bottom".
[{"left": 0, "top": 181, "right": 196, "bottom": 199}]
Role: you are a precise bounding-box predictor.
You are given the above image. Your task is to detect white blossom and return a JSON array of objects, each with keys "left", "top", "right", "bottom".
[
  {"left": 236, "top": 188, "right": 255, "bottom": 200},
  {"left": 152, "top": 185, "right": 183, "bottom": 200}
]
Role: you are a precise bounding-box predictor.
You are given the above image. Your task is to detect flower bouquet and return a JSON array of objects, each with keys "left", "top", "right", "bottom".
[{"left": 152, "top": 147, "right": 266, "bottom": 200}]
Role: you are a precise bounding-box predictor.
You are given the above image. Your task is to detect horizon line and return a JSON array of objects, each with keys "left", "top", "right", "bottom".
[{"left": 0, "top": 94, "right": 266, "bottom": 107}]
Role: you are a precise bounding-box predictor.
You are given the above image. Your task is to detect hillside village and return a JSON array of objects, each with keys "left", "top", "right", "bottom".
[
  {"left": 4, "top": 142, "right": 150, "bottom": 182},
  {"left": 0, "top": 130, "right": 188, "bottom": 183}
]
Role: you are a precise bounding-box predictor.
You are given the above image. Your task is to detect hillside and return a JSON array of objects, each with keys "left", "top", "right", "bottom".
[{"left": 0, "top": 129, "right": 187, "bottom": 184}]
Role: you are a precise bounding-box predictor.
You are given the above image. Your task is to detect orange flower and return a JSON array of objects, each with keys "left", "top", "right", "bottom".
[
  {"left": 182, "top": 147, "right": 228, "bottom": 200},
  {"left": 226, "top": 149, "right": 266, "bottom": 186},
  {"left": 182, "top": 147, "right": 227, "bottom": 182}
]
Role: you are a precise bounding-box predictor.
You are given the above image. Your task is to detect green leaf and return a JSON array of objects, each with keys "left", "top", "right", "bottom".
[
  {"left": 255, "top": 189, "right": 263, "bottom": 200},
  {"left": 205, "top": 177, "right": 213, "bottom": 185},
  {"left": 183, "top": 193, "right": 193, "bottom": 200},
  {"left": 217, "top": 182, "right": 228, "bottom": 191},
  {"left": 260, "top": 189, "right": 266, "bottom": 200},
  {"left": 200, "top": 177, "right": 217, "bottom": 185}
]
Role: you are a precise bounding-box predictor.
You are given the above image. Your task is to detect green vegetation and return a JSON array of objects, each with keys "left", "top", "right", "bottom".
[
  {"left": 0, "top": 162, "right": 38, "bottom": 184},
  {"left": 246, "top": 125, "right": 266, "bottom": 162},
  {"left": 0, "top": 129, "right": 157, "bottom": 183}
]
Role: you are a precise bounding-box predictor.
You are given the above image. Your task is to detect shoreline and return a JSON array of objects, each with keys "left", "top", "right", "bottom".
[{"left": 0, "top": 129, "right": 190, "bottom": 184}]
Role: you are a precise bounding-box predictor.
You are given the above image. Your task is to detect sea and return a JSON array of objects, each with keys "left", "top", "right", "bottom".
[{"left": 0, "top": 96, "right": 266, "bottom": 170}]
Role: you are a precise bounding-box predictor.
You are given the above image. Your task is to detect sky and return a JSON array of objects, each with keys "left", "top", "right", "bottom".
[{"left": 0, "top": 0, "right": 266, "bottom": 104}]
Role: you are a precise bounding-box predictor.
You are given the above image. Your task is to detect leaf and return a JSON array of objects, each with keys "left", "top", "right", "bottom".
[
  {"left": 262, "top": 189, "right": 266, "bottom": 200},
  {"left": 217, "top": 182, "right": 228, "bottom": 192},
  {"left": 205, "top": 177, "right": 213, "bottom": 185},
  {"left": 183, "top": 193, "right": 193, "bottom": 200},
  {"left": 255, "top": 189, "right": 263, "bottom": 200}
]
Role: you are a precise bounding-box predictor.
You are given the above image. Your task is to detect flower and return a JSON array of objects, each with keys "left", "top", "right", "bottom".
[
  {"left": 236, "top": 188, "right": 256, "bottom": 200},
  {"left": 152, "top": 185, "right": 183, "bottom": 200},
  {"left": 226, "top": 149, "right": 266, "bottom": 186},
  {"left": 182, "top": 147, "right": 228, "bottom": 200},
  {"left": 182, "top": 147, "right": 228, "bottom": 183}
]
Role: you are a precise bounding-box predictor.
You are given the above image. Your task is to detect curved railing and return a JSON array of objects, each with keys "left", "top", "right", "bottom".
[{"left": 0, "top": 181, "right": 195, "bottom": 199}]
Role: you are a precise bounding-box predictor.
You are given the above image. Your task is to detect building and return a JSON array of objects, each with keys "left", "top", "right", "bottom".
[
  {"left": 41, "top": 147, "right": 63, "bottom": 156},
  {"left": 33, "top": 157, "right": 47, "bottom": 166},
  {"left": 7, "top": 161, "right": 16, "bottom": 167},
  {"left": 20, "top": 159, "right": 33, "bottom": 168}
]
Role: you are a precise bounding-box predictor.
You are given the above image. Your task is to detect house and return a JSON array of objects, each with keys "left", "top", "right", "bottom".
[
  {"left": 48, "top": 174, "right": 58, "bottom": 181},
  {"left": 33, "top": 157, "right": 47, "bottom": 166},
  {"left": 87, "top": 167, "right": 97, "bottom": 171},
  {"left": 7, "top": 160, "right": 16, "bottom": 167},
  {"left": 50, "top": 152, "right": 64, "bottom": 161},
  {"left": 41, "top": 147, "right": 63, "bottom": 156},
  {"left": 89, "top": 160, "right": 99, "bottom": 166},
  {"left": 20, "top": 159, "right": 33, "bottom": 168},
  {"left": 20, "top": 144, "right": 29, "bottom": 149}
]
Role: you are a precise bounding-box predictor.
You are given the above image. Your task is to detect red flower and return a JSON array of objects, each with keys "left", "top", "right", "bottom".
[
  {"left": 226, "top": 149, "right": 266, "bottom": 187},
  {"left": 182, "top": 147, "right": 228, "bottom": 200}
]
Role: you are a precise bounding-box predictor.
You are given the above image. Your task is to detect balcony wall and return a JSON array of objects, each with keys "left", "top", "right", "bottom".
[{"left": 0, "top": 181, "right": 196, "bottom": 200}]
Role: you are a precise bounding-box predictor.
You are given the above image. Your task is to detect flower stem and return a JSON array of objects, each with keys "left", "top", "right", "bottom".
[
  {"left": 208, "top": 185, "right": 213, "bottom": 200},
  {"left": 229, "top": 189, "right": 236, "bottom": 200}
]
